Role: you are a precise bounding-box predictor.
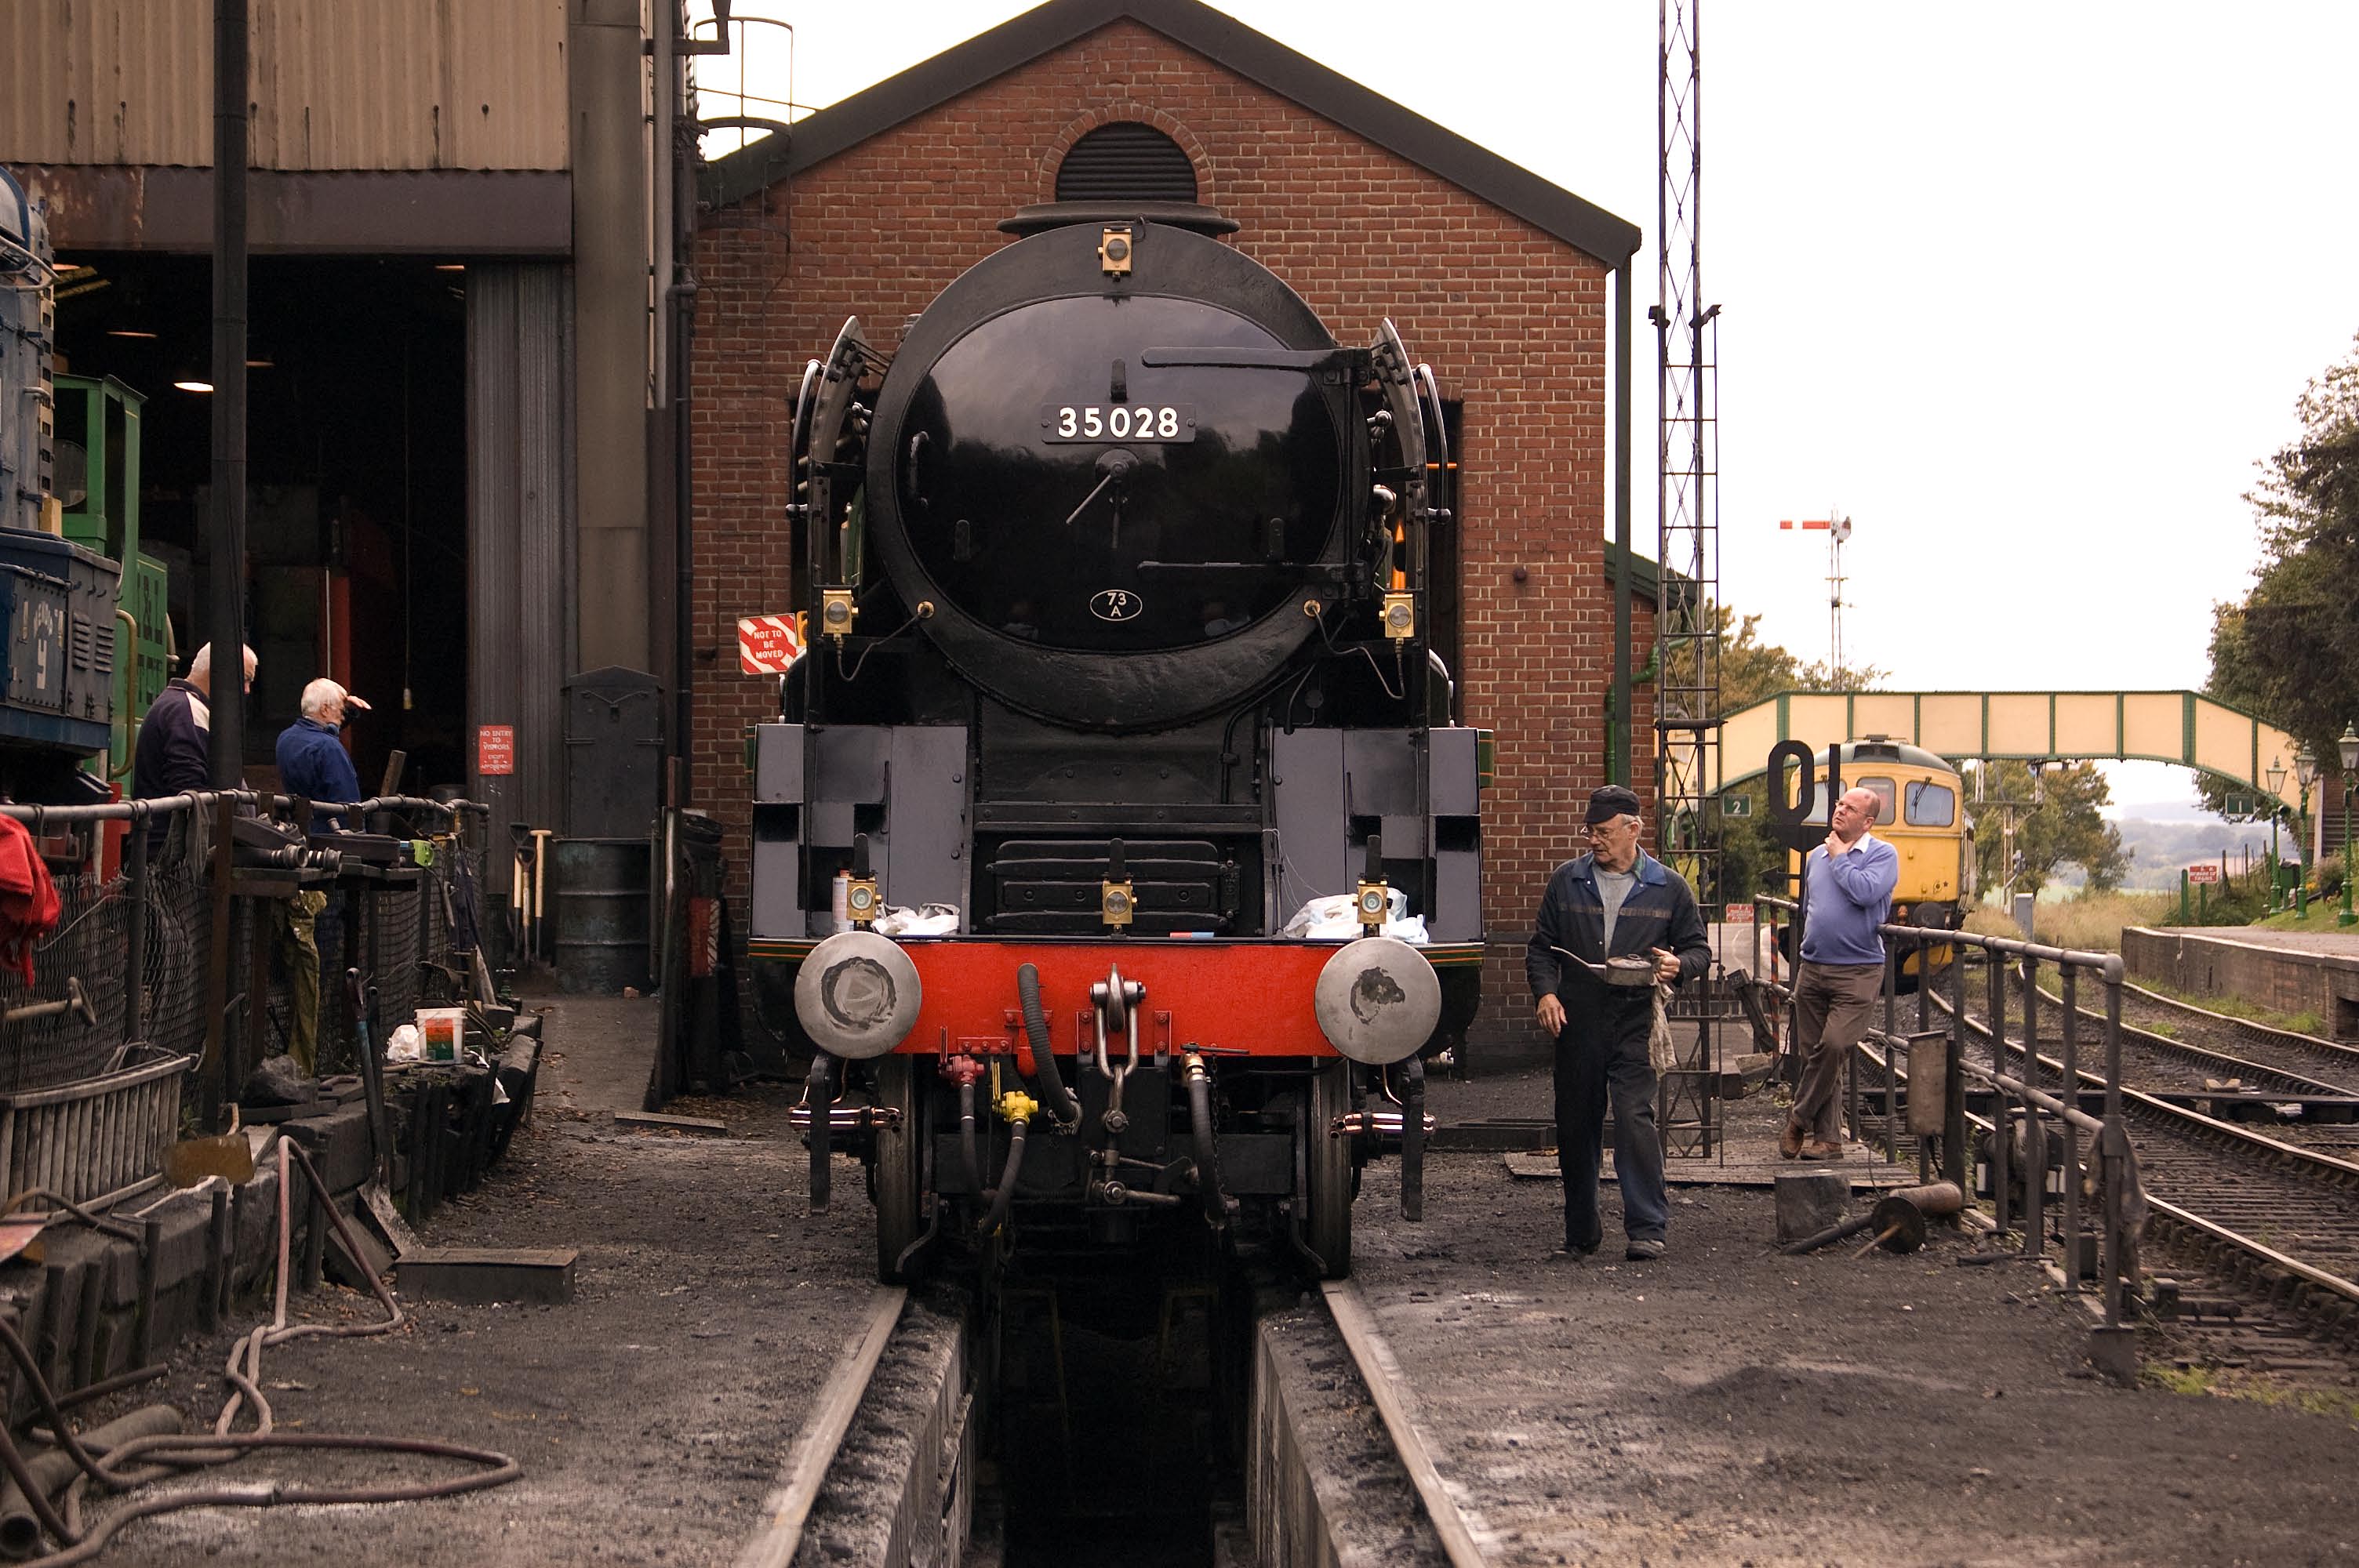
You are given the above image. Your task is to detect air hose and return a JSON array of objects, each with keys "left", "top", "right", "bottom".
[
  {"left": 1016, "top": 964, "right": 1080, "bottom": 1127},
  {"left": 1182, "top": 1053, "right": 1230, "bottom": 1231},
  {"left": 978, "top": 1091, "right": 1037, "bottom": 1239},
  {"left": 958, "top": 1078, "right": 983, "bottom": 1196}
]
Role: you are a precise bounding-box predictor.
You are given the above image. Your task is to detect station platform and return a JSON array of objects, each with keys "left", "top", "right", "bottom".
[{"left": 2122, "top": 923, "right": 2359, "bottom": 1036}]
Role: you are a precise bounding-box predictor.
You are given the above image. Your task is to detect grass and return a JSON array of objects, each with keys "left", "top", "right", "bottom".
[
  {"left": 1961, "top": 890, "right": 2175, "bottom": 953},
  {"left": 2132, "top": 975, "right": 2328, "bottom": 1037},
  {"left": 2143, "top": 1363, "right": 2359, "bottom": 1424}
]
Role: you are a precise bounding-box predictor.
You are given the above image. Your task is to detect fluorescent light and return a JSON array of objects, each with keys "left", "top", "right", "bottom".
[
  {"left": 106, "top": 328, "right": 158, "bottom": 339},
  {"left": 173, "top": 379, "right": 213, "bottom": 394},
  {"left": 434, "top": 263, "right": 466, "bottom": 272}
]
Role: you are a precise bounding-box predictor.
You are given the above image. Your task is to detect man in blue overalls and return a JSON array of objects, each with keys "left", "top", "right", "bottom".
[
  {"left": 272, "top": 679, "right": 371, "bottom": 1075},
  {"left": 1526, "top": 786, "right": 1713, "bottom": 1261}
]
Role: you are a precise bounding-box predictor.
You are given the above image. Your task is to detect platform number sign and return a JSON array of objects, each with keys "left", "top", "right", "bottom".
[{"left": 1721, "top": 793, "right": 1751, "bottom": 818}]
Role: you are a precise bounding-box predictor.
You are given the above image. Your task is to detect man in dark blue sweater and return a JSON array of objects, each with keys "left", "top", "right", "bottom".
[
  {"left": 1526, "top": 786, "right": 1713, "bottom": 1261},
  {"left": 271, "top": 678, "right": 369, "bottom": 1076}
]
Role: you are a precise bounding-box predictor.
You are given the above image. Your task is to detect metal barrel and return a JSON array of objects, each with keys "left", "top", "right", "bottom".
[{"left": 551, "top": 837, "right": 653, "bottom": 993}]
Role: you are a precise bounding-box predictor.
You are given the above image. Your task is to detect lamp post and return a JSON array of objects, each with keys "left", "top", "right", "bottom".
[
  {"left": 2296, "top": 742, "right": 2318, "bottom": 919},
  {"left": 2339, "top": 723, "right": 2358, "bottom": 927},
  {"left": 2267, "top": 755, "right": 2287, "bottom": 910}
]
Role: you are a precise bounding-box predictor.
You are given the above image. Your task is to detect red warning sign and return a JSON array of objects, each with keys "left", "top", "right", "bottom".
[
  {"left": 478, "top": 724, "right": 515, "bottom": 776},
  {"left": 738, "top": 613, "right": 805, "bottom": 674}
]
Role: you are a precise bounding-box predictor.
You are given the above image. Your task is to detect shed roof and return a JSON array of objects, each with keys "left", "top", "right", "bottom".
[{"left": 700, "top": 0, "right": 1640, "bottom": 266}]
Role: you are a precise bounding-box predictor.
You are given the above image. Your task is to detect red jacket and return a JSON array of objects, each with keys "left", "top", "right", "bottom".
[{"left": 0, "top": 815, "right": 60, "bottom": 985}]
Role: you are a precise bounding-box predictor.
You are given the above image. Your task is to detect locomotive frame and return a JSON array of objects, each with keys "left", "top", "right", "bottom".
[{"left": 751, "top": 201, "right": 1485, "bottom": 1281}]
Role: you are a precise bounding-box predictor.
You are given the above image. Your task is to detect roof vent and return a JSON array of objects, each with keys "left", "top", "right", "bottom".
[{"left": 1056, "top": 122, "right": 1198, "bottom": 202}]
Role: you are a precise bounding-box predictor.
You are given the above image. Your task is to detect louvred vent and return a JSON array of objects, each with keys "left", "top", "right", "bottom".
[{"left": 1055, "top": 123, "right": 1198, "bottom": 203}]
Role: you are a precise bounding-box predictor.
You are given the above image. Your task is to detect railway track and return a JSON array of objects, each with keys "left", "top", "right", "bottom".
[
  {"left": 1932, "top": 978, "right": 2359, "bottom": 1350},
  {"left": 2026, "top": 972, "right": 2359, "bottom": 1105},
  {"left": 732, "top": 1276, "right": 1489, "bottom": 1567}
]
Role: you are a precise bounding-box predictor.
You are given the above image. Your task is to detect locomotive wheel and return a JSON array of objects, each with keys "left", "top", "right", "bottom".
[
  {"left": 874, "top": 1054, "right": 925, "bottom": 1283},
  {"left": 1305, "top": 1059, "right": 1354, "bottom": 1279}
]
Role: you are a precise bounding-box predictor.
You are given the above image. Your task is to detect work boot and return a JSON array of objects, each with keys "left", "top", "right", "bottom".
[
  {"left": 1778, "top": 1120, "right": 1805, "bottom": 1160},
  {"left": 1800, "top": 1137, "right": 1845, "bottom": 1161},
  {"left": 1625, "top": 1238, "right": 1666, "bottom": 1261}
]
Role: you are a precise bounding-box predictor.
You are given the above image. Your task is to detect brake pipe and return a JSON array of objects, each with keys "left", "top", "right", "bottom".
[
  {"left": 978, "top": 1091, "right": 1038, "bottom": 1239},
  {"left": 1181, "top": 1051, "right": 1231, "bottom": 1232},
  {"left": 1016, "top": 965, "right": 1081, "bottom": 1127}
]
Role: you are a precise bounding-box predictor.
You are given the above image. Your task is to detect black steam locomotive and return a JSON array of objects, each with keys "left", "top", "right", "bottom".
[{"left": 751, "top": 201, "right": 1485, "bottom": 1281}]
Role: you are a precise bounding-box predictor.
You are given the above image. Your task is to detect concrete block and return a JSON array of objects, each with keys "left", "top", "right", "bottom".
[
  {"left": 283, "top": 1102, "right": 374, "bottom": 1196},
  {"left": 1775, "top": 1171, "right": 1849, "bottom": 1244},
  {"left": 396, "top": 1247, "right": 576, "bottom": 1305}
]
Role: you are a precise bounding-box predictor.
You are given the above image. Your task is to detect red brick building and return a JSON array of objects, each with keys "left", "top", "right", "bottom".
[{"left": 690, "top": 0, "right": 1644, "bottom": 1048}]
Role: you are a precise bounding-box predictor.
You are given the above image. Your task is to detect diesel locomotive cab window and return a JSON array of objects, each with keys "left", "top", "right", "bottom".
[
  {"left": 896, "top": 295, "right": 1343, "bottom": 652},
  {"left": 1905, "top": 780, "right": 1956, "bottom": 827}
]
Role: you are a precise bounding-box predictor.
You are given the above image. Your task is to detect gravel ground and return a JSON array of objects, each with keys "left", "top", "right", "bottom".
[
  {"left": 1352, "top": 1072, "right": 2359, "bottom": 1567},
  {"left": 82, "top": 996, "right": 878, "bottom": 1568},
  {"left": 56, "top": 1018, "right": 2359, "bottom": 1568}
]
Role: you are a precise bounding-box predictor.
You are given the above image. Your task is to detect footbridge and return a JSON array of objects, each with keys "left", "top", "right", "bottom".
[{"left": 1711, "top": 690, "right": 2302, "bottom": 807}]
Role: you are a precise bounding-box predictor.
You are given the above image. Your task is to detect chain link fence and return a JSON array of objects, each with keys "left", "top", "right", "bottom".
[{"left": 0, "top": 794, "right": 489, "bottom": 1097}]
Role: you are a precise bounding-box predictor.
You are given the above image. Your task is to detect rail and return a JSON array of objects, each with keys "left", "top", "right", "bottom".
[
  {"left": 735, "top": 1286, "right": 908, "bottom": 1568},
  {"left": 1750, "top": 894, "right": 2138, "bottom": 1378},
  {"left": 1321, "top": 1279, "right": 1490, "bottom": 1568}
]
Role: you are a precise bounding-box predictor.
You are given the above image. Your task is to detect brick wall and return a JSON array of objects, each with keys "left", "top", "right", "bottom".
[{"left": 691, "top": 20, "right": 1628, "bottom": 1051}]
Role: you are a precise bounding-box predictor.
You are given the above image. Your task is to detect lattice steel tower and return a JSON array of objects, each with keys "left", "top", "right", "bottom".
[
  {"left": 1652, "top": 0, "right": 1724, "bottom": 1155},
  {"left": 1651, "top": 0, "right": 1721, "bottom": 906}
]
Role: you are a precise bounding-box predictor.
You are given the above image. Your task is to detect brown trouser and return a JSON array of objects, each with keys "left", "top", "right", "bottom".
[{"left": 1791, "top": 960, "right": 1883, "bottom": 1144}]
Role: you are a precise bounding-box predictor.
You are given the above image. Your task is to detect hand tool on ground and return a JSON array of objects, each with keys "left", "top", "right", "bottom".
[
  {"left": 345, "top": 967, "right": 417, "bottom": 1258},
  {"left": 1779, "top": 1181, "right": 1963, "bottom": 1257}
]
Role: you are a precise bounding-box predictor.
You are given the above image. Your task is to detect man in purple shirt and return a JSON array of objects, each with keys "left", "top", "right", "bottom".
[{"left": 1784, "top": 786, "right": 1900, "bottom": 1160}]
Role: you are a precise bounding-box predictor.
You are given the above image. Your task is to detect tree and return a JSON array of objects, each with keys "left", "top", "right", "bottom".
[
  {"left": 1965, "top": 759, "right": 2128, "bottom": 895},
  {"left": 2205, "top": 334, "right": 2359, "bottom": 777}
]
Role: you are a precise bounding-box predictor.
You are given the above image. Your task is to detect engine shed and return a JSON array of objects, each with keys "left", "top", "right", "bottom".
[{"left": 692, "top": 0, "right": 1645, "bottom": 1047}]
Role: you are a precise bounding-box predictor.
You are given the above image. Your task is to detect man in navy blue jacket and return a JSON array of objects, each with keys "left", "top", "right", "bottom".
[
  {"left": 1526, "top": 786, "right": 1713, "bottom": 1261},
  {"left": 131, "top": 642, "right": 254, "bottom": 849},
  {"left": 1784, "top": 786, "right": 1901, "bottom": 1160},
  {"left": 271, "top": 678, "right": 369, "bottom": 1076}
]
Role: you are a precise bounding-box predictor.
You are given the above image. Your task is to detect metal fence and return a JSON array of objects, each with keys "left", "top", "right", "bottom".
[
  {"left": 1750, "top": 895, "right": 2139, "bottom": 1380},
  {"left": 0, "top": 792, "right": 489, "bottom": 1096}
]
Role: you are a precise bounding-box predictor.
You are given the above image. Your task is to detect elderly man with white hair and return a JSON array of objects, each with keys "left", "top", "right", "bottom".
[
  {"left": 275, "top": 678, "right": 371, "bottom": 834},
  {"left": 131, "top": 641, "right": 256, "bottom": 853},
  {"left": 270, "top": 677, "right": 371, "bottom": 1076}
]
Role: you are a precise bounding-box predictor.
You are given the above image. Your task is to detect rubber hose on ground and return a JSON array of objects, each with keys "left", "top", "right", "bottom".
[
  {"left": 978, "top": 1120, "right": 1030, "bottom": 1239},
  {"left": 958, "top": 1079, "right": 982, "bottom": 1197},
  {"left": 1185, "top": 1063, "right": 1229, "bottom": 1231},
  {"left": 0, "top": 1406, "right": 183, "bottom": 1560},
  {"left": 1016, "top": 964, "right": 1080, "bottom": 1126}
]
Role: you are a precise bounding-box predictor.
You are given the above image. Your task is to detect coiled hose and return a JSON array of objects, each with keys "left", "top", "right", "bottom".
[
  {"left": 977, "top": 1119, "right": 1030, "bottom": 1239},
  {"left": 0, "top": 1138, "right": 517, "bottom": 1567},
  {"left": 1016, "top": 964, "right": 1080, "bottom": 1127}
]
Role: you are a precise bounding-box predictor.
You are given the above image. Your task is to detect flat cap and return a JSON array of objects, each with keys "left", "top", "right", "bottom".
[{"left": 1583, "top": 785, "right": 1643, "bottom": 826}]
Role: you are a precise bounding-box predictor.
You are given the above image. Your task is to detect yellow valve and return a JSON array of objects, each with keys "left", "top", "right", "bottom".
[{"left": 996, "top": 1090, "right": 1039, "bottom": 1124}]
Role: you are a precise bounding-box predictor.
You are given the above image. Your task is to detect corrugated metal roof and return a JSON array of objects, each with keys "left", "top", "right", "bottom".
[{"left": 3, "top": 0, "right": 569, "bottom": 172}]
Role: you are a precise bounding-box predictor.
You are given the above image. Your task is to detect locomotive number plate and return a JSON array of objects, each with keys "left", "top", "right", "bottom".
[{"left": 1041, "top": 404, "right": 1197, "bottom": 442}]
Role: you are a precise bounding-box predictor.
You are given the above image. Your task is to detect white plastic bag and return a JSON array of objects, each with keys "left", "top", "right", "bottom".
[
  {"left": 875, "top": 902, "right": 960, "bottom": 937},
  {"left": 383, "top": 1022, "right": 425, "bottom": 1064},
  {"left": 1281, "top": 891, "right": 1428, "bottom": 943}
]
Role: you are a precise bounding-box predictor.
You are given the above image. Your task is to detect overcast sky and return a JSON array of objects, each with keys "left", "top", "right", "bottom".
[{"left": 696, "top": 2, "right": 2359, "bottom": 811}]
